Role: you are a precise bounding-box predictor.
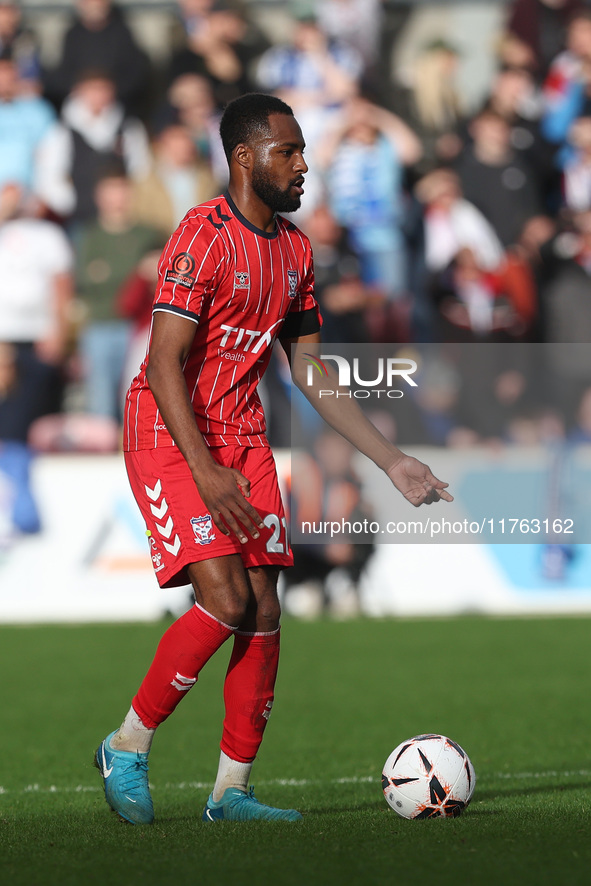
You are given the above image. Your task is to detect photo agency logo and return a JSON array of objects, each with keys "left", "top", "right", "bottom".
[{"left": 303, "top": 352, "right": 418, "bottom": 399}]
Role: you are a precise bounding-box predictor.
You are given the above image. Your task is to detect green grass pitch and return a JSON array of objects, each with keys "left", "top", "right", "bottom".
[{"left": 2, "top": 616, "right": 591, "bottom": 886}]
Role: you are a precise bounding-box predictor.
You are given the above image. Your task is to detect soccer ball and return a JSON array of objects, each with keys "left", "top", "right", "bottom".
[{"left": 382, "top": 733, "right": 475, "bottom": 819}]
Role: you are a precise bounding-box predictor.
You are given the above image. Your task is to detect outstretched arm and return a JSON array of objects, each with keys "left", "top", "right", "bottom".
[
  {"left": 146, "top": 311, "right": 265, "bottom": 542},
  {"left": 282, "top": 332, "right": 452, "bottom": 507},
  {"left": 316, "top": 97, "right": 423, "bottom": 169}
]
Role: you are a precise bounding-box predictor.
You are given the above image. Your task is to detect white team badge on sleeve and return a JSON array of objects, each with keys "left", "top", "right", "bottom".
[
  {"left": 191, "top": 515, "right": 216, "bottom": 545},
  {"left": 287, "top": 270, "right": 298, "bottom": 297}
]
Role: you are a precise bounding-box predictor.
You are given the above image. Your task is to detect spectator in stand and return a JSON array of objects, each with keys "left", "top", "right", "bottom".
[
  {"left": 0, "top": 0, "right": 42, "bottom": 94},
  {"left": 319, "top": 96, "right": 422, "bottom": 301},
  {"left": 256, "top": 7, "right": 363, "bottom": 149},
  {"left": 34, "top": 69, "right": 151, "bottom": 227},
  {"left": 0, "top": 56, "right": 54, "bottom": 192},
  {"left": 433, "top": 246, "right": 538, "bottom": 342},
  {"left": 540, "top": 209, "right": 591, "bottom": 342},
  {"left": 562, "top": 115, "right": 591, "bottom": 210},
  {"left": 399, "top": 39, "right": 465, "bottom": 176},
  {"left": 168, "top": 1, "right": 263, "bottom": 111},
  {"left": 455, "top": 108, "right": 542, "bottom": 248},
  {"left": 44, "top": 0, "right": 150, "bottom": 114},
  {"left": 175, "top": 0, "right": 215, "bottom": 34},
  {"left": 415, "top": 168, "right": 504, "bottom": 276},
  {"left": 514, "top": 213, "right": 556, "bottom": 339},
  {"left": 256, "top": 6, "right": 365, "bottom": 215},
  {"left": 415, "top": 168, "right": 537, "bottom": 342},
  {"left": 0, "top": 343, "right": 51, "bottom": 446},
  {"left": 0, "top": 343, "right": 46, "bottom": 536},
  {"left": 542, "top": 9, "right": 591, "bottom": 144},
  {"left": 132, "top": 118, "right": 218, "bottom": 238},
  {"left": 116, "top": 249, "right": 161, "bottom": 417},
  {"left": 315, "top": 0, "right": 383, "bottom": 69},
  {"left": 483, "top": 65, "right": 558, "bottom": 207},
  {"left": 0, "top": 182, "right": 74, "bottom": 416},
  {"left": 75, "top": 170, "right": 163, "bottom": 421},
  {"left": 505, "top": 0, "right": 582, "bottom": 81},
  {"left": 285, "top": 430, "right": 375, "bottom": 619},
  {"left": 453, "top": 349, "right": 541, "bottom": 444},
  {"left": 301, "top": 203, "right": 372, "bottom": 343},
  {"left": 165, "top": 73, "right": 226, "bottom": 183}
]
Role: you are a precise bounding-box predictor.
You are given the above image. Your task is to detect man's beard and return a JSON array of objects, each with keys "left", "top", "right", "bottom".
[{"left": 251, "top": 164, "right": 302, "bottom": 214}]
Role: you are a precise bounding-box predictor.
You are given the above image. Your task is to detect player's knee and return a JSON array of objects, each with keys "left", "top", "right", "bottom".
[
  {"left": 247, "top": 566, "right": 281, "bottom": 629},
  {"left": 192, "top": 583, "right": 249, "bottom": 628},
  {"left": 221, "top": 599, "right": 250, "bottom": 628},
  {"left": 211, "top": 586, "right": 251, "bottom": 628},
  {"left": 256, "top": 593, "right": 281, "bottom": 629}
]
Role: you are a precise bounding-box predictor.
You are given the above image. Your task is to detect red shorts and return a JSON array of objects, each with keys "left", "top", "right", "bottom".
[{"left": 125, "top": 445, "right": 293, "bottom": 588}]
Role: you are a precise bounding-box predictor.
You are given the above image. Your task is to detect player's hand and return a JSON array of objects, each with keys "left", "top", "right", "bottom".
[
  {"left": 192, "top": 463, "right": 265, "bottom": 543},
  {"left": 386, "top": 456, "right": 454, "bottom": 507}
]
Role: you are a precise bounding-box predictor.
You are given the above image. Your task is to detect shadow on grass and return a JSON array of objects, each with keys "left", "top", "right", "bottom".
[
  {"left": 287, "top": 780, "right": 591, "bottom": 819},
  {"left": 302, "top": 801, "right": 384, "bottom": 816},
  {"left": 304, "top": 803, "right": 500, "bottom": 819},
  {"left": 129, "top": 778, "right": 591, "bottom": 825},
  {"left": 153, "top": 800, "right": 382, "bottom": 822}
]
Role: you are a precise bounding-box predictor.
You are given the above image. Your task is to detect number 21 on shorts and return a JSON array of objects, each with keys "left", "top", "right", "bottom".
[{"left": 264, "top": 514, "right": 289, "bottom": 553}]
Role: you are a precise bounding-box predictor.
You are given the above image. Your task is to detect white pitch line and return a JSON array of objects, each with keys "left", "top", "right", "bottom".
[
  {"left": 496, "top": 770, "right": 591, "bottom": 780},
  {"left": 1, "top": 771, "right": 590, "bottom": 797}
]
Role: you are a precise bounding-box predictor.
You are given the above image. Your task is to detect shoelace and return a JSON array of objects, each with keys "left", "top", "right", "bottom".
[
  {"left": 227, "top": 785, "right": 258, "bottom": 807},
  {"left": 118, "top": 756, "right": 149, "bottom": 792}
]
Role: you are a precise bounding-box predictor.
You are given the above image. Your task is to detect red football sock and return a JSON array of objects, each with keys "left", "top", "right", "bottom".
[
  {"left": 220, "top": 628, "right": 280, "bottom": 763},
  {"left": 133, "top": 603, "right": 235, "bottom": 729}
]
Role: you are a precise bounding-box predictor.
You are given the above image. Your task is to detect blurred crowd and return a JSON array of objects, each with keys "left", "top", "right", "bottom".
[{"left": 2, "top": 0, "right": 591, "bottom": 569}]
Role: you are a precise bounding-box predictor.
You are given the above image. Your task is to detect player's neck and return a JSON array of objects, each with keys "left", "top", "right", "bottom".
[{"left": 227, "top": 184, "right": 276, "bottom": 234}]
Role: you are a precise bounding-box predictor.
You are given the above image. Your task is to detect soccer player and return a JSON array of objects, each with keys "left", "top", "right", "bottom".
[{"left": 94, "top": 92, "right": 452, "bottom": 825}]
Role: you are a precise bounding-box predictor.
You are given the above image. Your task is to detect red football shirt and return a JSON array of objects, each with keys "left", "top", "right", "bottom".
[{"left": 123, "top": 194, "right": 320, "bottom": 451}]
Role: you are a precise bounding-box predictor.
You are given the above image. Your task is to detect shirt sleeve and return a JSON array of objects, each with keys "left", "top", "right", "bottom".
[
  {"left": 152, "top": 217, "right": 222, "bottom": 323},
  {"left": 279, "top": 306, "right": 322, "bottom": 340},
  {"left": 280, "top": 239, "right": 322, "bottom": 338}
]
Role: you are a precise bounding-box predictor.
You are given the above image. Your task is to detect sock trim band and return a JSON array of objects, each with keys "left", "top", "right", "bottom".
[
  {"left": 235, "top": 626, "right": 280, "bottom": 637},
  {"left": 194, "top": 601, "right": 238, "bottom": 632}
]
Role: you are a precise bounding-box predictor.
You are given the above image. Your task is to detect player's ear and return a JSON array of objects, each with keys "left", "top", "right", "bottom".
[{"left": 233, "top": 142, "right": 252, "bottom": 170}]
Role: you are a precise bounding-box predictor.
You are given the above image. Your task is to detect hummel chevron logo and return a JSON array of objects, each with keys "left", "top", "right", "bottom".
[
  {"left": 171, "top": 672, "right": 197, "bottom": 692},
  {"left": 150, "top": 498, "right": 168, "bottom": 520},
  {"left": 155, "top": 516, "right": 174, "bottom": 539},
  {"left": 101, "top": 745, "right": 113, "bottom": 778},
  {"left": 145, "top": 479, "right": 162, "bottom": 501},
  {"left": 163, "top": 535, "right": 181, "bottom": 556}
]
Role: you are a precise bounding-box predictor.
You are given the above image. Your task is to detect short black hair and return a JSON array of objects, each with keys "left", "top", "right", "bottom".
[{"left": 219, "top": 92, "right": 294, "bottom": 163}]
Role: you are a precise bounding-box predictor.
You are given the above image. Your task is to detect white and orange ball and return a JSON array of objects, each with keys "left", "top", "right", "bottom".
[{"left": 382, "top": 734, "right": 475, "bottom": 819}]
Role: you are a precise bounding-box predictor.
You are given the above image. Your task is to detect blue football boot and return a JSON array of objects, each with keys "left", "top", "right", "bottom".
[
  {"left": 202, "top": 786, "right": 302, "bottom": 822},
  {"left": 94, "top": 731, "right": 154, "bottom": 824}
]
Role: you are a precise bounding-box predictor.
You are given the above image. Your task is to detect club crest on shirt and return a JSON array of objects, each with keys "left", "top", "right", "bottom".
[
  {"left": 234, "top": 270, "right": 250, "bottom": 289},
  {"left": 287, "top": 270, "right": 298, "bottom": 298},
  {"left": 191, "top": 515, "right": 216, "bottom": 545}
]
